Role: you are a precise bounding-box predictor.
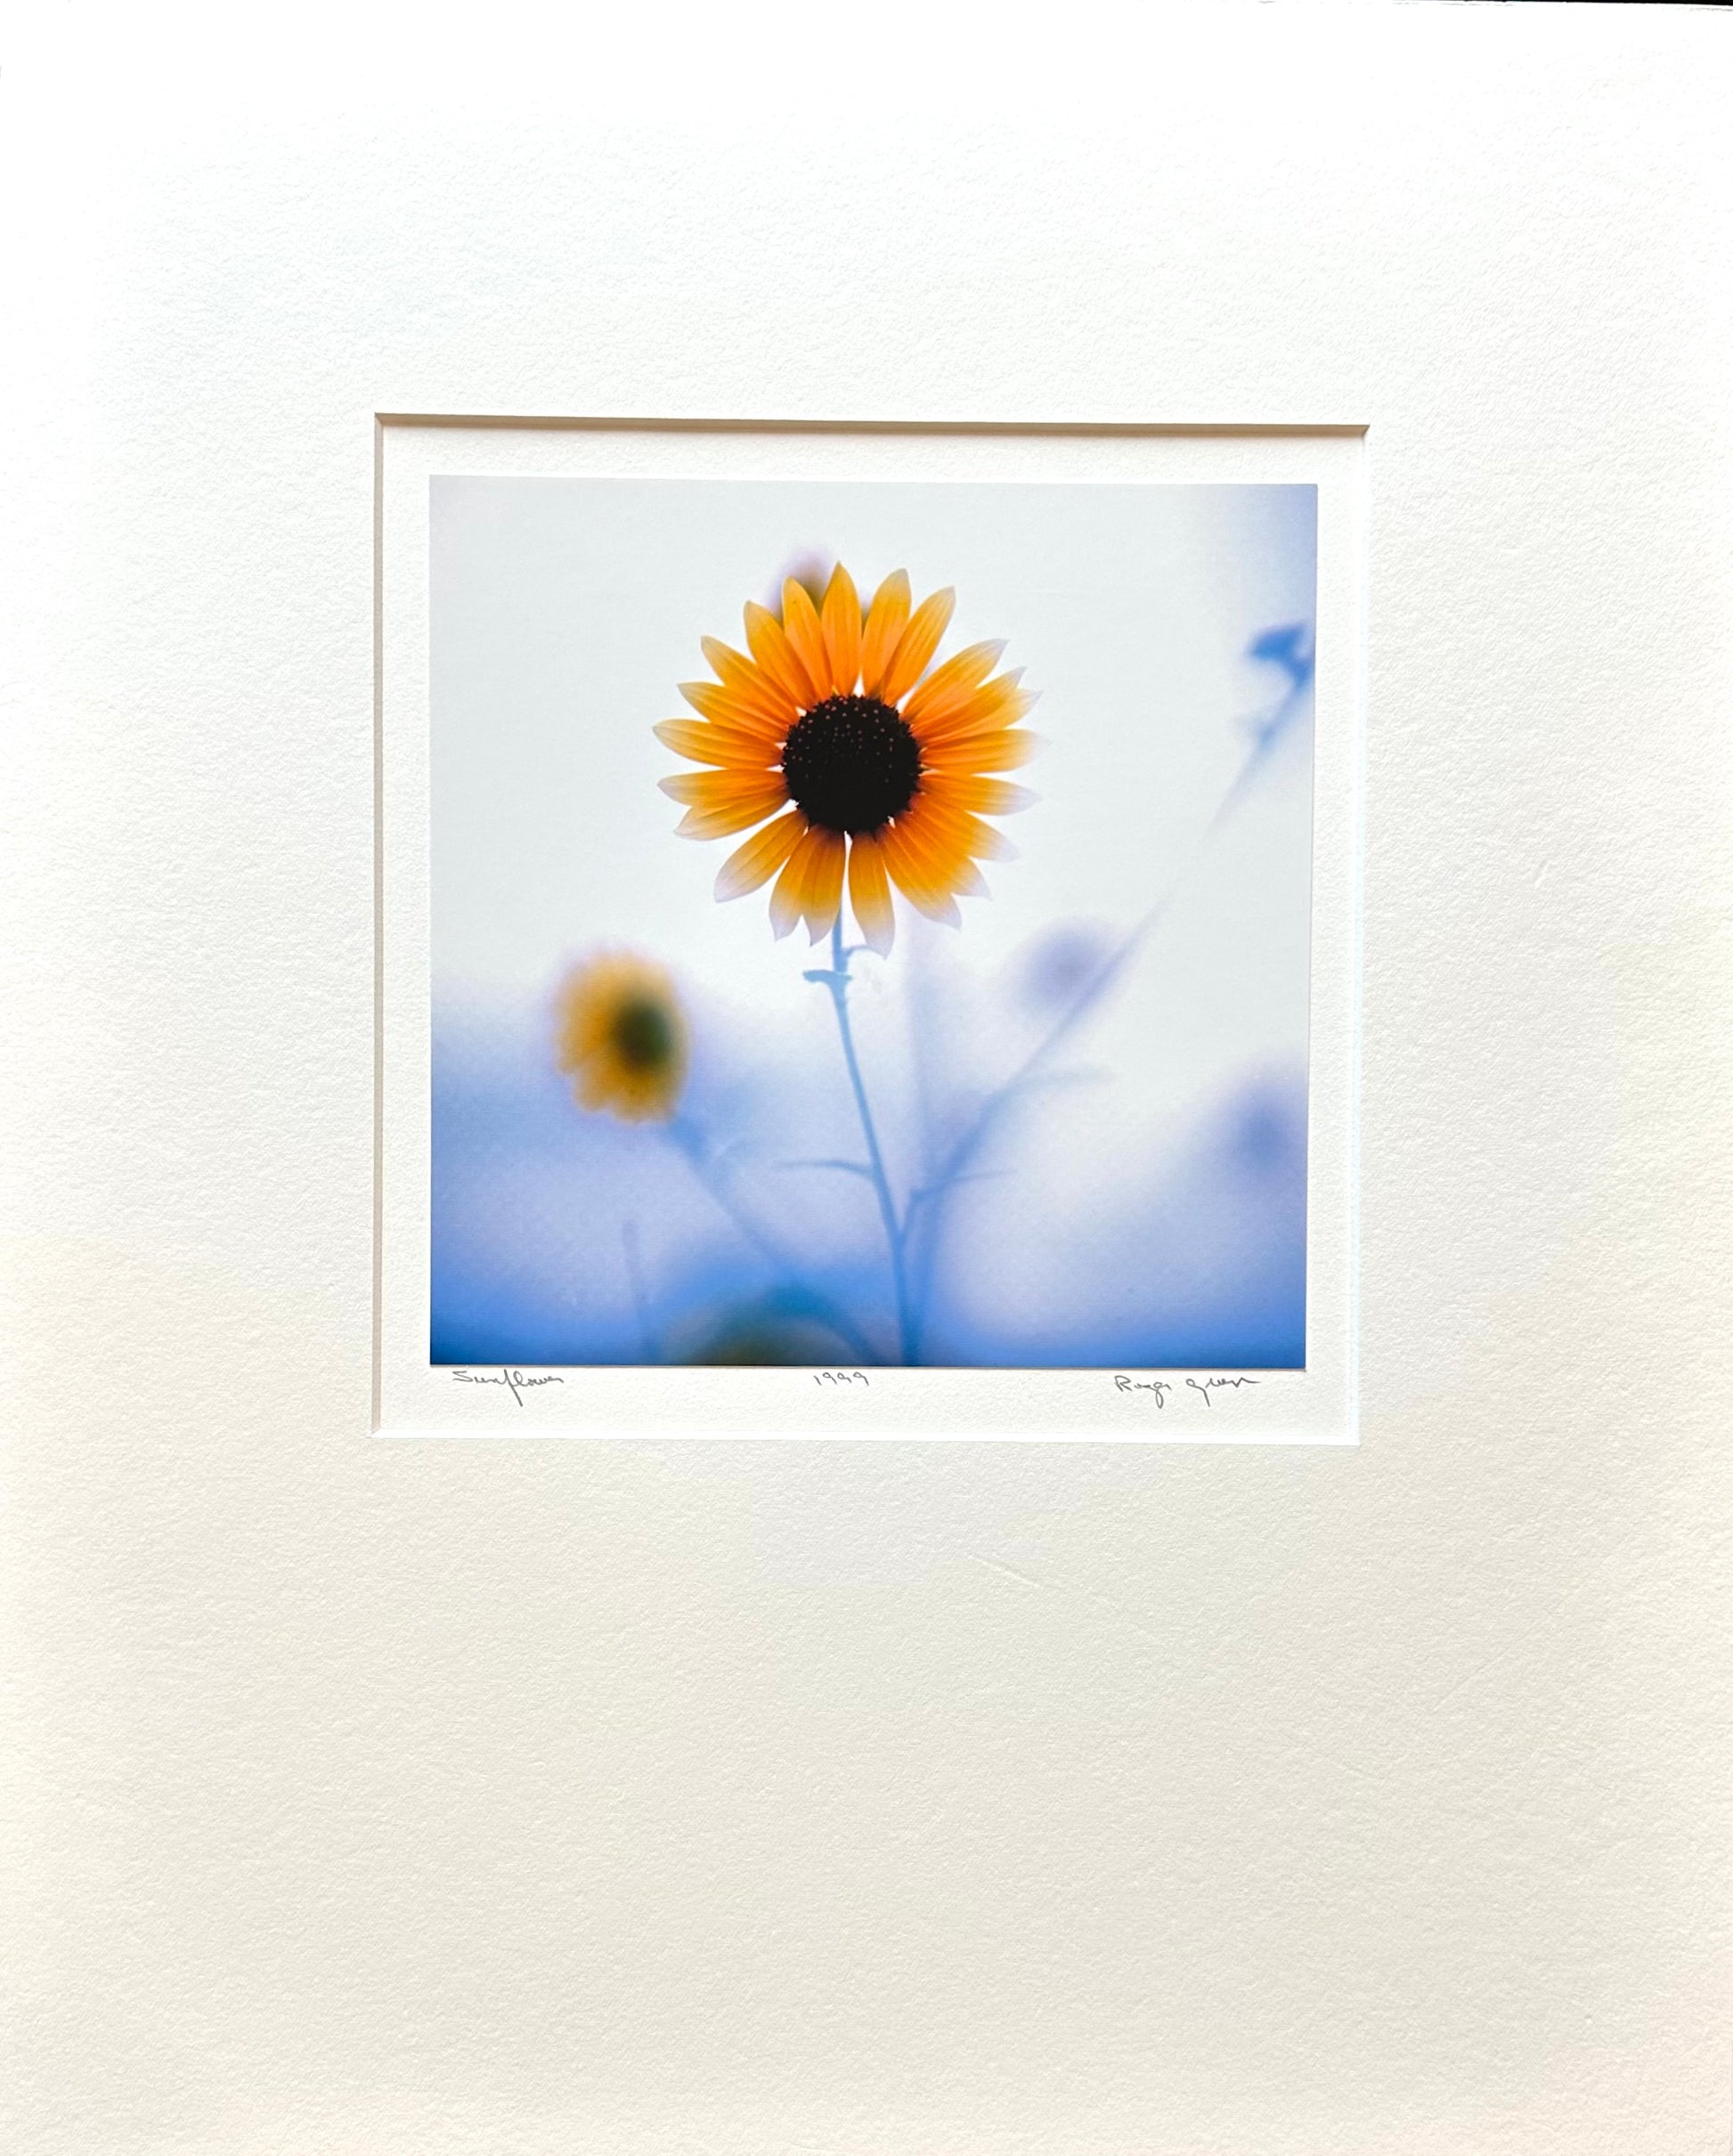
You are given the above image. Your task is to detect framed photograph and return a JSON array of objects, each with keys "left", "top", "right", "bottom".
[
  {"left": 8, "top": 9, "right": 1729, "bottom": 2155},
  {"left": 380, "top": 423, "right": 1363, "bottom": 1439}
]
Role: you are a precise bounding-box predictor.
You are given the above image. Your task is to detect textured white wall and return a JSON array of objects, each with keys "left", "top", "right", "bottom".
[{"left": 3, "top": 4, "right": 1730, "bottom": 2152}]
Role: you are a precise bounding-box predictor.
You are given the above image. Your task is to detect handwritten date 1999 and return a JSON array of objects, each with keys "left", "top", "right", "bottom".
[{"left": 813, "top": 1370, "right": 870, "bottom": 1387}]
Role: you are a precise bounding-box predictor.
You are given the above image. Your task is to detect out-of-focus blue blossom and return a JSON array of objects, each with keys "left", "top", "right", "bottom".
[
  {"left": 1247, "top": 620, "right": 1314, "bottom": 685},
  {"left": 433, "top": 1000, "right": 899, "bottom": 1365},
  {"left": 1199, "top": 618, "right": 1317, "bottom": 841},
  {"left": 1241, "top": 619, "right": 1315, "bottom": 759},
  {"left": 1229, "top": 1080, "right": 1298, "bottom": 1176},
  {"left": 917, "top": 1069, "right": 1307, "bottom": 1370},
  {"left": 433, "top": 987, "right": 1306, "bottom": 1369},
  {"left": 1012, "top": 920, "right": 1118, "bottom": 1016}
]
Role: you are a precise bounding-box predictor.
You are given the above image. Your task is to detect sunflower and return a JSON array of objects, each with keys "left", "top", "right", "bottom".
[
  {"left": 655, "top": 567, "right": 1037, "bottom": 951},
  {"left": 554, "top": 953, "right": 688, "bottom": 1122}
]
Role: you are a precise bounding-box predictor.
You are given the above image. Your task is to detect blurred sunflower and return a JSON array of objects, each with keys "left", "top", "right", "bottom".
[
  {"left": 655, "top": 566, "right": 1037, "bottom": 951},
  {"left": 554, "top": 953, "right": 688, "bottom": 1122}
]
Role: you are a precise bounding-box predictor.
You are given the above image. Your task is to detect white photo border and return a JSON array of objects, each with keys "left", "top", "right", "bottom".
[{"left": 378, "top": 419, "right": 1366, "bottom": 1442}]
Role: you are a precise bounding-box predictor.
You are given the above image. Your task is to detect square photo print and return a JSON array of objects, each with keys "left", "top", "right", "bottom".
[{"left": 431, "top": 476, "right": 1316, "bottom": 1372}]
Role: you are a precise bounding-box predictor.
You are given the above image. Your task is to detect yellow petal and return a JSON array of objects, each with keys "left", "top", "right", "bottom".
[
  {"left": 715, "top": 810, "right": 806, "bottom": 900},
  {"left": 847, "top": 830, "right": 895, "bottom": 955},
  {"left": 860, "top": 569, "right": 911, "bottom": 696},
  {"left": 802, "top": 826, "right": 846, "bottom": 942},
  {"left": 674, "top": 777, "right": 788, "bottom": 838},
  {"left": 654, "top": 719, "right": 780, "bottom": 769},
  {"left": 877, "top": 816, "right": 967, "bottom": 923},
  {"left": 899, "top": 797, "right": 997, "bottom": 885},
  {"left": 780, "top": 580, "right": 831, "bottom": 707},
  {"left": 917, "top": 775, "right": 1037, "bottom": 817},
  {"left": 908, "top": 794, "right": 1018, "bottom": 862},
  {"left": 891, "top": 878, "right": 964, "bottom": 927},
  {"left": 679, "top": 679, "right": 789, "bottom": 740},
  {"left": 659, "top": 769, "right": 789, "bottom": 811},
  {"left": 744, "top": 599, "right": 819, "bottom": 712},
  {"left": 901, "top": 639, "right": 1005, "bottom": 727},
  {"left": 878, "top": 586, "right": 955, "bottom": 705},
  {"left": 820, "top": 564, "right": 863, "bottom": 697},
  {"left": 912, "top": 673, "right": 1038, "bottom": 744},
  {"left": 922, "top": 728, "right": 1042, "bottom": 772},
  {"left": 700, "top": 638, "right": 800, "bottom": 726},
  {"left": 769, "top": 820, "right": 829, "bottom": 940}
]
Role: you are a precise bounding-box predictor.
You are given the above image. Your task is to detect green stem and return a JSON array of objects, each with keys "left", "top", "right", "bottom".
[{"left": 823, "top": 919, "right": 915, "bottom": 1365}]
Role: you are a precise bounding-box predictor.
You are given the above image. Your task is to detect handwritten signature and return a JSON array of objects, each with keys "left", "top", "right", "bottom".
[
  {"left": 446, "top": 1367, "right": 1256, "bottom": 1410},
  {"left": 1113, "top": 1375, "right": 1261, "bottom": 1409},
  {"left": 450, "top": 1367, "right": 567, "bottom": 1408}
]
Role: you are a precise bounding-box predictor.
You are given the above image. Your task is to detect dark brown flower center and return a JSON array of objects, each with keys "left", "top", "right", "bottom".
[
  {"left": 610, "top": 995, "right": 676, "bottom": 1072},
  {"left": 781, "top": 695, "right": 922, "bottom": 835}
]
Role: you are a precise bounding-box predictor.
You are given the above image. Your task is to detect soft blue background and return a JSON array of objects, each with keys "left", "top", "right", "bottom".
[{"left": 431, "top": 478, "right": 1314, "bottom": 1367}]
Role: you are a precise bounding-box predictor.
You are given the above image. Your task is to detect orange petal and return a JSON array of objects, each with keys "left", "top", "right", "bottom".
[
  {"left": 896, "top": 797, "right": 997, "bottom": 887},
  {"left": 659, "top": 769, "right": 788, "bottom": 810},
  {"left": 715, "top": 810, "right": 806, "bottom": 900},
  {"left": 674, "top": 777, "right": 789, "bottom": 840},
  {"left": 877, "top": 806, "right": 955, "bottom": 886},
  {"left": 700, "top": 638, "right": 800, "bottom": 727},
  {"left": 860, "top": 570, "right": 911, "bottom": 696},
  {"left": 769, "top": 820, "right": 829, "bottom": 940},
  {"left": 780, "top": 580, "right": 831, "bottom": 706},
  {"left": 847, "top": 831, "right": 895, "bottom": 955},
  {"left": 820, "top": 564, "right": 863, "bottom": 696},
  {"left": 679, "top": 679, "right": 789, "bottom": 740},
  {"left": 891, "top": 878, "right": 964, "bottom": 927},
  {"left": 912, "top": 673, "right": 1039, "bottom": 744},
  {"left": 879, "top": 586, "right": 956, "bottom": 705},
  {"left": 901, "top": 639, "right": 1005, "bottom": 727},
  {"left": 877, "top": 816, "right": 968, "bottom": 923},
  {"left": 654, "top": 719, "right": 781, "bottom": 769},
  {"left": 801, "top": 826, "right": 846, "bottom": 942},
  {"left": 907, "top": 794, "right": 1018, "bottom": 862},
  {"left": 700, "top": 634, "right": 743, "bottom": 671},
  {"left": 744, "top": 599, "right": 819, "bottom": 712},
  {"left": 917, "top": 775, "right": 1037, "bottom": 817},
  {"left": 921, "top": 728, "right": 1042, "bottom": 773}
]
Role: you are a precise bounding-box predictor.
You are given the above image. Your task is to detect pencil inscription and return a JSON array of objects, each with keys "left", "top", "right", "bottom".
[
  {"left": 450, "top": 1367, "right": 566, "bottom": 1407},
  {"left": 1113, "top": 1374, "right": 1261, "bottom": 1409}
]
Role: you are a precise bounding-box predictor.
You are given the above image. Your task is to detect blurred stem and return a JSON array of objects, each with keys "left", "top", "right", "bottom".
[
  {"left": 905, "top": 667, "right": 1314, "bottom": 1358},
  {"left": 820, "top": 919, "right": 915, "bottom": 1366},
  {"left": 669, "top": 1117, "right": 789, "bottom": 1274},
  {"left": 620, "top": 1220, "right": 657, "bottom": 1362},
  {"left": 666, "top": 1116, "right": 878, "bottom": 1364}
]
